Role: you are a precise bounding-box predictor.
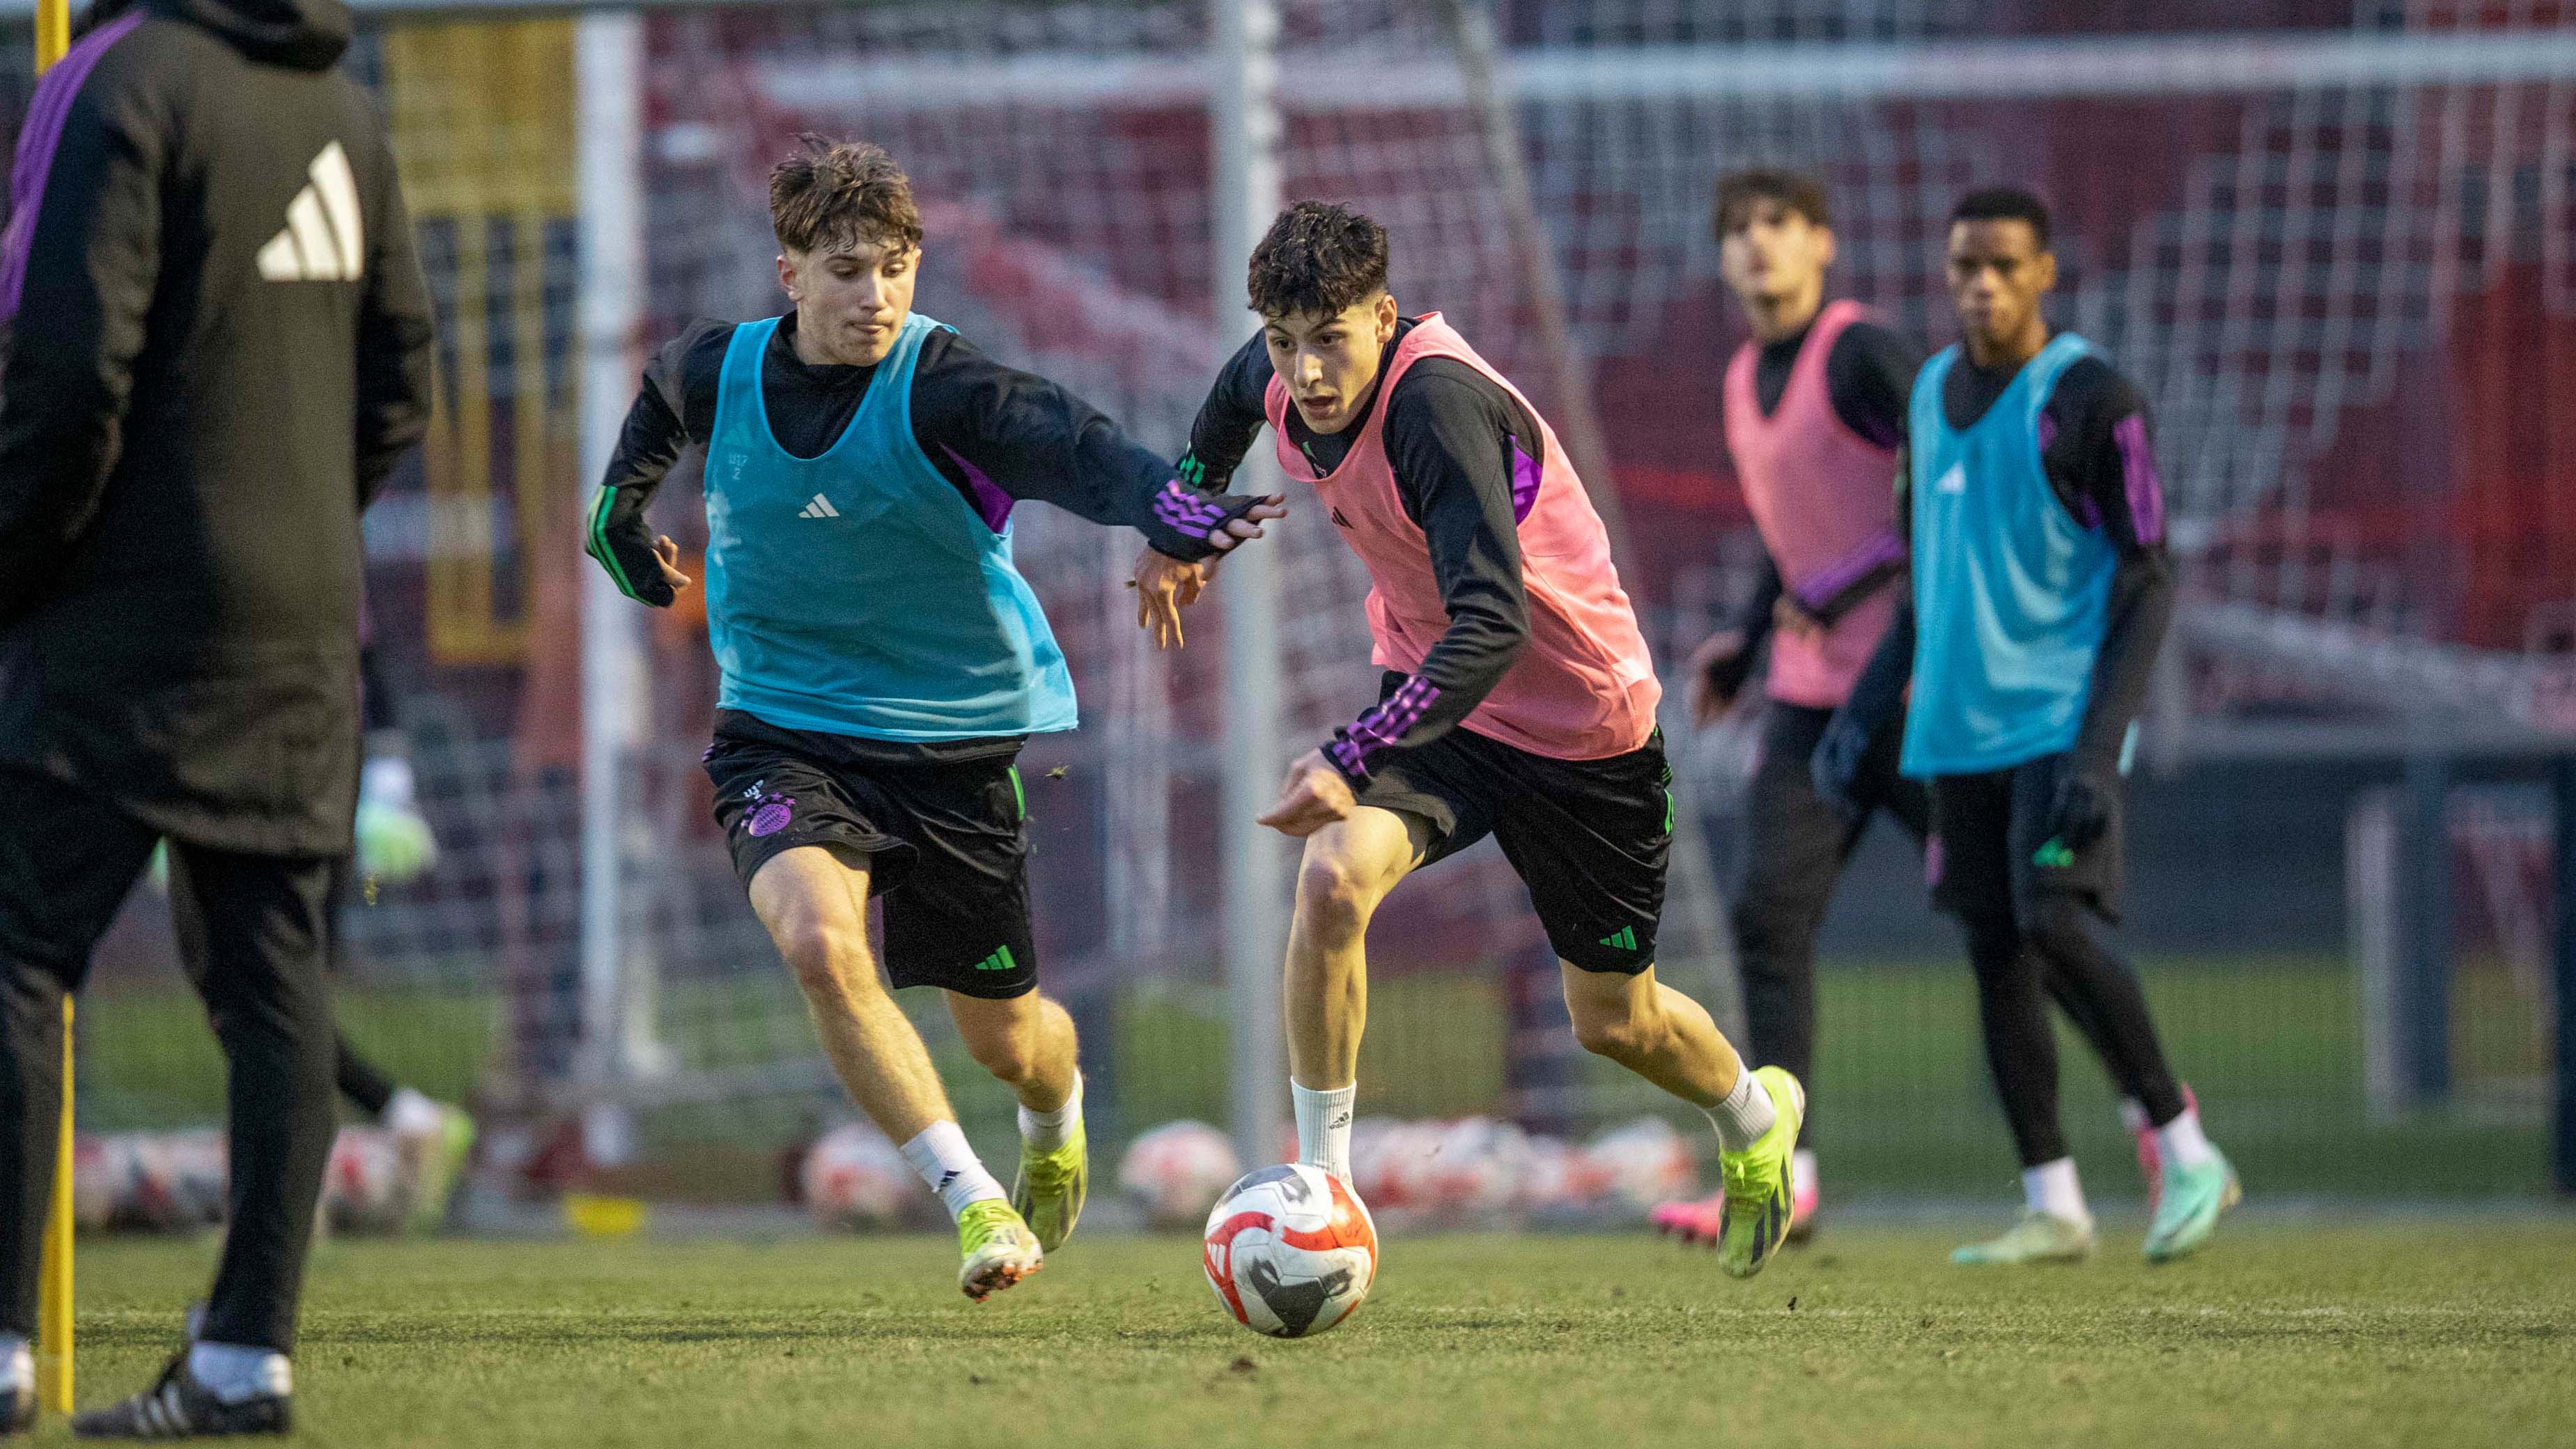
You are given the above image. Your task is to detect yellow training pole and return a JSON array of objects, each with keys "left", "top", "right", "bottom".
[
  {"left": 34, "top": 0, "right": 67, "bottom": 67},
  {"left": 31, "top": 8, "right": 78, "bottom": 1416},
  {"left": 36, "top": 1001, "right": 70, "bottom": 1416}
]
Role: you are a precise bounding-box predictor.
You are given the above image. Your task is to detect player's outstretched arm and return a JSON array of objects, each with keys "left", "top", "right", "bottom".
[
  {"left": 915, "top": 330, "right": 1278, "bottom": 553},
  {"left": 584, "top": 330, "right": 719, "bottom": 608},
  {"left": 1128, "top": 331, "right": 1303, "bottom": 647},
  {"left": 0, "top": 62, "right": 162, "bottom": 623},
  {"left": 1173, "top": 330, "right": 1277, "bottom": 497},
  {"left": 913, "top": 330, "right": 1282, "bottom": 646}
]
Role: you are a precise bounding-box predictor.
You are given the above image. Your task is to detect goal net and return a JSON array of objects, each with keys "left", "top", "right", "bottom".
[{"left": 22, "top": 0, "right": 2573, "bottom": 1203}]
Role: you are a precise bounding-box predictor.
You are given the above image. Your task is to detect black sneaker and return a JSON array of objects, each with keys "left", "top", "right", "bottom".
[
  {"left": 3, "top": 1379, "right": 32, "bottom": 1436},
  {"left": 70, "top": 1356, "right": 289, "bottom": 1439}
]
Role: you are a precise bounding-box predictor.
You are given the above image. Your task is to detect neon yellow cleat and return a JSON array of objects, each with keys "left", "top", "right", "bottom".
[
  {"left": 1011, "top": 1119, "right": 1088, "bottom": 1254},
  {"left": 956, "top": 1199, "right": 1042, "bottom": 1302},
  {"left": 401, "top": 1103, "right": 477, "bottom": 1235},
  {"left": 1716, "top": 1066, "right": 1805, "bottom": 1280},
  {"left": 1950, "top": 1209, "right": 2097, "bottom": 1266}
]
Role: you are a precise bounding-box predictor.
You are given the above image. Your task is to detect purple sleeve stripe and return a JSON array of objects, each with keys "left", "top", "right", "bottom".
[
  {"left": 0, "top": 10, "right": 146, "bottom": 325},
  {"left": 1337, "top": 676, "right": 1443, "bottom": 771},
  {"left": 1792, "top": 529, "right": 1907, "bottom": 611},
  {"left": 2035, "top": 410, "right": 2058, "bottom": 456},
  {"left": 1507, "top": 442, "right": 1543, "bottom": 524},
  {"left": 2113, "top": 413, "right": 2165, "bottom": 545},
  {"left": 1152, "top": 479, "right": 1226, "bottom": 538},
  {"left": 938, "top": 444, "right": 1016, "bottom": 534}
]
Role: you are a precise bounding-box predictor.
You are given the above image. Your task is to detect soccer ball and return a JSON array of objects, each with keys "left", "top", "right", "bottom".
[
  {"left": 800, "top": 1121, "right": 916, "bottom": 1231},
  {"left": 85, "top": 1129, "right": 228, "bottom": 1233},
  {"left": 1583, "top": 1115, "right": 1696, "bottom": 1210},
  {"left": 1116, "top": 1119, "right": 1241, "bottom": 1230},
  {"left": 321, "top": 1127, "right": 408, "bottom": 1234},
  {"left": 1202, "top": 1163, "right": 1378, "bottom": 1339}
]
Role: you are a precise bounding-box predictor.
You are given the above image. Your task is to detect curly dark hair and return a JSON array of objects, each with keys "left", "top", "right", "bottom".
[
  {"left": 1247, "top": 201, "right": 1390, "bottom": 320},
  {"left": 768, "top": 135, "right": 924, "bottom": 256},
  {"left": 1950, "top": 187, "right": 2053, "bottom": 250}
]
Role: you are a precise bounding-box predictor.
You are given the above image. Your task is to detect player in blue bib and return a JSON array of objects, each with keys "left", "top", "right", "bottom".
[
  {"left": 584, "top": 139, "right": 1278, "bottom": 1301},
  {"left": 1818, "top": 188, "right": 2237, "bottom": 1266}
]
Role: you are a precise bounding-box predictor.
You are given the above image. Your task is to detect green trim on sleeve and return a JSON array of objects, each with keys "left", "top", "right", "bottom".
[{"left": 588, "top": 486, "right": 642, "bottom": 601}]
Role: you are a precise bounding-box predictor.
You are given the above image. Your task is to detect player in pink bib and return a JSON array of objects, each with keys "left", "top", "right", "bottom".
[
  {"left": 1652, "top": 171, "right": 1930, "bottom": 1248},
  {"left": 1149, "top": 201, "right": 1803, "bottom": 1280}
]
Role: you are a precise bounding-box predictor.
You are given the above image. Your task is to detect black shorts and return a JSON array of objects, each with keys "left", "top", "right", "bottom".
[
  {"left": 1927, "top": 754, "right": 2125, "bottom": 926},
  {"left": 1355, "top": 677, "right": 1671, "bottom": 974},
  {"left": 703, "top": 714, "right": 1038, "bottom": 999}
]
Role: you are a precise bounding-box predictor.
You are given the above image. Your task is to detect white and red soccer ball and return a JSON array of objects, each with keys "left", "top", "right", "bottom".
[
  {"left": 322, "top": 1127, "right": 408, "bottom": 1234},
  {"left": 1116, "top": 1119, "right": 1241, "bottom": 1230},
  {"left": 1202, "top": 1163, "right": 1378, "bottom": 1339},
  {"left": 1583, "top": 1115, "right": 1695, "bottom": 1210},
  {"left": 800, "top": 1121, "right": 917, "bottom": 1231}
]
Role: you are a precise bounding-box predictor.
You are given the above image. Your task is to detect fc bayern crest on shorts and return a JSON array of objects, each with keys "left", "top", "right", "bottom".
[{"left": 740, "top": 780, "right": 797, "bottom": 838}]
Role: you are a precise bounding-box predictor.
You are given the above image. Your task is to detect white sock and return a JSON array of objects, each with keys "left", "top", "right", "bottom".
[
  {"left": 2155, "top": 1105, "right": 2219, "bottom": 1170},
  {"left": 1292, "top": 1080, "right": 1356, "bottom": 1183},
  {"left": 2117, "top": 1098, "right": 2151, "bottom": 1134},
  {"left": 1018, "top": 1073, "right": 1083, "bottom": 1152},
  {"left": 897, "top": 1121, "right": 1008, "bottom": 1221},
  {"left": 0, "top": 1333, "right": 29, "bottom": 1395},
  {"left": 2022, "top": 1157, "right": 2089, "bottom": 1223},
  {"left": 1702, "top": 1067, "right": 1777, "bottom": 1153},
  {"left": 186, "top": 1342, "right": 290, "bottom": 1404},
  {"left": 383, "top": 1085, "right": 444, "bottom": 1138}
]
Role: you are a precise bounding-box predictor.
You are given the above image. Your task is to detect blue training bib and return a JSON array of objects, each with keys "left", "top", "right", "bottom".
[
  {"left": 702, "top": 313, "right": 1078, "bottom": 741},
  {"left": 1900, "top": 334, "right": 2116, "bottom": 779}
]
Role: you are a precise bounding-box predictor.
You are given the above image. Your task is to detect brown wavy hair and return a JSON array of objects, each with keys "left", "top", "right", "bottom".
[{"left": 768, "top": 135, "right": 924, "bottom": 256}]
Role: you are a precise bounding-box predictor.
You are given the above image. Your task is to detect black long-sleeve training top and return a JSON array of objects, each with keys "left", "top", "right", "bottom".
[
  {"left": 1181, "top": 320, "right": 1544, "bottom": 780},
  {"left": 584, "top": 311, "right": 1264, "bottom": 762},
  {"left": 1844, "top": 347, "right": 2174, "bottom": 775},
  {"left": 1728, "top": 313, "right": 1924, "bottom": 642}
]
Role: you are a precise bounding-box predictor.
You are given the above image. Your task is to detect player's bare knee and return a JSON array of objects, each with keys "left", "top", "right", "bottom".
[
  {"left": 777, "top": 917, "right": 873, "bottom": 998},
  {"left": 1294, "top": 850, "right": 1381, "bottom": 940},
  {"left": 1569, "top": 995, "right": 1658, "bottom": 1062}
]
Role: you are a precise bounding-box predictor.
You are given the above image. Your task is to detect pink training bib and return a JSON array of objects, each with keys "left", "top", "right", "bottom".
[
  {"left": 1266, "top": 314, "right": 1659, "bottom": 761},
  {"left": 1721, "top": 300, "right": 1904, "bottom": 709}
]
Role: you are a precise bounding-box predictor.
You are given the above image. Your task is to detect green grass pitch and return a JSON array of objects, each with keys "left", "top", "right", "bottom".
[
  {"left": 45, "top": 1222, "right": 2575, "bottom": 1447},
  {"left": 76, "top": 953, "right": 2555, "bottom": 1199}
]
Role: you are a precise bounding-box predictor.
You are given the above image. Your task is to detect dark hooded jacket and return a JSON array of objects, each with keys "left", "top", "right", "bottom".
[{"left": 0, "top": 0, "right": 435, "bottom": 854}]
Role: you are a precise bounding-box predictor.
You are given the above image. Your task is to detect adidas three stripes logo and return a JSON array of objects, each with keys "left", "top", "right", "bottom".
[
  {"left": 798, "top": 494, "right": 840, "bottom": 519},
  {"left": 256, "top": 141, "right": 364, "bottom": 282}
]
